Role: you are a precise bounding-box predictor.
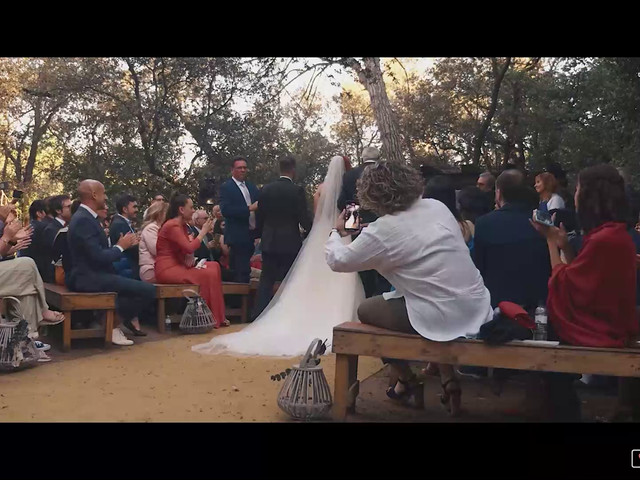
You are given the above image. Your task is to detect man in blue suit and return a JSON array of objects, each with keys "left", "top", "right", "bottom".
[
  {"left": 219, "top": 156, "right": 260, "bottom": 283},
  {"left": 67, "top": 180, "right": 156, "bottom": 346}
]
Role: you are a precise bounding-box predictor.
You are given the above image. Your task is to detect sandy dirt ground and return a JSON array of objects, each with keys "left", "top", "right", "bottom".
[
  {"left": 0, "top": 323, "right": 623, "bottom": 422},
  {"left": 0, "top": 324, "right": 382, "bottom": 422}
]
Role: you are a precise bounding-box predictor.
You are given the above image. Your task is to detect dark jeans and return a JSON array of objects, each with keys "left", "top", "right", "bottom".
[
  {"left": 358, "top": 269, "right": 392, "bottom": 299},
  {"left": 71, "top": 273, "right": 157, "bottom": 323},
  {"left": 229, "top": 243, "right": 253, "bottom": 284},
  {"left": 357, "top": 295, "right": 415, "bottom": 366},
  {"left": 251, "top": 251, "right": 297, "bottom": 321}
]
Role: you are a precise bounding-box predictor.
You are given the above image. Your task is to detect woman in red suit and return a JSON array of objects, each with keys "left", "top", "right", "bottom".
[{"left": 155, "top": 194, "right": 229, "bottom": 328}]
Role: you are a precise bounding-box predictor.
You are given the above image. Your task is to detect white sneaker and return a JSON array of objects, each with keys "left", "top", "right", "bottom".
[
  {"left": 34, "top": 341, "right": 51, "bottom": 352},
  {"left": 112, "top": 328, "right": 134, "bottom": 346}
]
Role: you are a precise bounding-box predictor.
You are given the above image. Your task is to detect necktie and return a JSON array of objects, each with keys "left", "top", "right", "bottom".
[{"left": 239, "top": 182, "right": 255, "bottom": 230}]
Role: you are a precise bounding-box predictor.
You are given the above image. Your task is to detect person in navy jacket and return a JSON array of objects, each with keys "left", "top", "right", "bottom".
[
  {"left": 219, "top": 156, "right": 260, "bottom": 283},
  {"left": 67, "top": 180, "right": 156, "bottom": 345}
]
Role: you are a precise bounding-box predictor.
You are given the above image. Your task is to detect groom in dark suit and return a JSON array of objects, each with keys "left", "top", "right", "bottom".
[
  {"left": 219, "top": 156, "right": 260, "bottom": 283},
  {"left": 251, "top": 156, "right": 312, "bottom": 320},
  {"left": 337, "top": 146, "right": 391, "bottom": 298}
]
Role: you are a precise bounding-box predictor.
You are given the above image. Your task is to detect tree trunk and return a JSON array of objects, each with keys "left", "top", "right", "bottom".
[
  {"left": 473, "top": 57, "right": 511, "bottom": 166},
  {"left": 340, "top": 57, "right": 405, "bottom": 163}
]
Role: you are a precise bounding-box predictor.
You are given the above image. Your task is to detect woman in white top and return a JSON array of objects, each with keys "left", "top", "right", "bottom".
[
  {"left": 326, "top": 161, "right": 493, "bottom": 416},
  {"left": 535, "top": 172, "right": 565, "bottom": 212},
  {"left": 138, "top": 201, "right": 168, "bottom": 283}
]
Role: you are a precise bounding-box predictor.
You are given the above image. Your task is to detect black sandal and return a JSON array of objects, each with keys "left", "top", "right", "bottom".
[
  {"left": 386, "top": 375, "right": 424, "bottom": 408},
  {"left": 440, "top": 378, "right": 462, "bottom": 417}
]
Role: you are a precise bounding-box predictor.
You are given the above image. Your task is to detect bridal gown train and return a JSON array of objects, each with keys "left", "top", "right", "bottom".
[{"left": 192, "top": 156, "right": 365, "bottom": 357}]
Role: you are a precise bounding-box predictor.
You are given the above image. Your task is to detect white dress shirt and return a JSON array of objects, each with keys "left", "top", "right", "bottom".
[
  {"left": 326, "top": 198, "right": 493, "bottom": 341},
  {"left": 232, "top": 177, "right": 255, "bottom": 230},
  {"left": 117, "top": 213, "right": 135, "bottom": 233}
]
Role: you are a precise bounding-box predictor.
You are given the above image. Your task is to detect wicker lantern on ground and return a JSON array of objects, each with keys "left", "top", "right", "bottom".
[
  {"left": 276, "top": 338, "right": 332, "bottom": 421},
  {"left": 0, "top": 297, "right": 40, "bottom": 372},
  {"left": 179, "top": 289, "right": 216, "bottom": 334}
]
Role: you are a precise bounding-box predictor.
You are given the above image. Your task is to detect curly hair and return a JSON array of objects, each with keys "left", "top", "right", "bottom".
[
  {"left": 357, "top": 161, "right": 424, "bottom": 216},
  {"left": 576, "top": 164, "right": 629, "bottom": 233}
]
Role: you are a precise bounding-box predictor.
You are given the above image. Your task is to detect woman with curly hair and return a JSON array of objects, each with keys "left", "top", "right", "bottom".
[
  {"left": 326, "top": 161, "right": 493, "bottom": 416},
  {"left": 531, "top": 164, "right": 638, "bottom": 420}
]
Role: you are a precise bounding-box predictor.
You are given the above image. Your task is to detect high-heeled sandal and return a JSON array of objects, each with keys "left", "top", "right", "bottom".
[
  {"left": 440, "top": 378, "right": 462, "bottom": 417},
  {"left": 386, "top": 375, "right": 424, "bottom": 408}
]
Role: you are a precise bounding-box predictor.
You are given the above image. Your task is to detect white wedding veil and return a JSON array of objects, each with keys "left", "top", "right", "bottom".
[{"left": 192, "top": 155, "right": 364, "bottom": 357}]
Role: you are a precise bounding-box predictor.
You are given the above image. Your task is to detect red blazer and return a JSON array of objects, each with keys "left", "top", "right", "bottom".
[
  {"left": 548, "top": 222, "right": 638, "bottom": 347},
  {"left": 155, "top": 218, "right": 201, "bottom": 275}
]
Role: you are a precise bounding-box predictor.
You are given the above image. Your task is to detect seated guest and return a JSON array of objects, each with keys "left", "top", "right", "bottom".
[
  {"left": 531, "top": 164, "right": 638, "bottom": 421},
  {"left": 144, "top": 193, "right": 166, "bottom": 219},
  {"left": 457, "top": 186, "right": 492, "bottom": 224},
  {"left": 155, "top": 194, "right": 229, "bottom": 328},
  {"left": 210, "top": 218, "right": 234, "bottom": 281},
  {"left": 424, "top": 175, "right": 474, "bottom": 250},
  {"left": 476, "top": 171, "right": 497, "bottom": 212},
  {"left": 326, "top": 161, "right": 493, "bottom": 417},
  {"left": 50, "top": 200, "right": 82, "bottom": 286},
  {"left": 19, "top": 200, "right": 52, "bottom": 281},
  {"left": 473, "top": 170, "right": 551, "bottom": 311},
  {"left": 211, "top": 205, "right": 223, "bottom": 230},
  {"left": 110, "top": 194, "right": 140, "bottom": 279},
  {"left": 43, "top": 194, "right": 72, "bottom": 268},
  {"left": 190, "top": 209, "right": 214, "bottom": 262},
  {"left": 0, "top": 212, "right": 64, "bottom": 335},
  {"left": 535, "top": 171, "right": 565, "bottom": 212},
  {"left": 41, "top": 196, "right": 56, "bottom": 227},
  {"left": 67, "top": 180, "right": 156, "bottom": 344},
  {"left": 139, "top": 201, "right": 168, "bottom": 283}
]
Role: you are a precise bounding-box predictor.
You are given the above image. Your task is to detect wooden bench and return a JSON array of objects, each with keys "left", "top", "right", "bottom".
[
  {"left": 154, "top": 284, "right": 200, "bottom": 333},
  {"left": 222, "top": 282, "right": 251, "bottom": 323},
  {"left": 331, "top": 322, "right": 640, "bottom": 421},
  {"left": 43, "top": 283, "right": 116, "bottom": 352}
]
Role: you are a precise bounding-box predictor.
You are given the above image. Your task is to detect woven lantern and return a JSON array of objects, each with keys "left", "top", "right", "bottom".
[
  {"left": 0, "top": 297, "right": 40, "bottom": 372},
  {"left": 277, "top": 339, "right": 332, "bottom": 421},
  {"left": 179, "top": 289, "right": 216, "bottom": 334}
]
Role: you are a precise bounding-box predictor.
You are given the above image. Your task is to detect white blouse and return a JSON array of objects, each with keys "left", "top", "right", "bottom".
[
  {"left": 547, "top": 193, "right": 565, "bottom": 211},
  {"left": 326, "top": 198, "right": 493, "bottom": 341}
]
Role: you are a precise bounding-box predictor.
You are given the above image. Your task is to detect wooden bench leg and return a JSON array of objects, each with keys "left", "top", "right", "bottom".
[
  {"left": 332, "top": 353, "right": 358, "bottom": 421},
  {"left": 62, "top": 311, "right": 72, "bottom": 352},
  {"left": 105, "top": 309, "right": 114, "bottom": 347},
  {"left": 157, "top": 299, "right": 165, "bottom": 333},
  {"left": 241, "top": 295, "right": 248, "bottom": 323}
]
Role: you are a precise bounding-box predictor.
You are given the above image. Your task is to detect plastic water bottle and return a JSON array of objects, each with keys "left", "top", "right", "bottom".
[
  {"left": 165, "top": 316, "right": 172, "bottom": 332},
  {"left": 534, "top": 304, "right": 548, "bottom": 341}
]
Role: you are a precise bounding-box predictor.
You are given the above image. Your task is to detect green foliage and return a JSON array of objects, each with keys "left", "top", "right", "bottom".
[{"left": 3, "top": 56, "right": 640, "bottom": 205}]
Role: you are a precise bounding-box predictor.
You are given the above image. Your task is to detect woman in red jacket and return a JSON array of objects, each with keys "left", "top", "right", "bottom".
[
  {"left": 531, "top": 164, "right": 638, "bottom": 420},
  {"left": 156, "top": 194, "right": 229, "bottom": 328}
]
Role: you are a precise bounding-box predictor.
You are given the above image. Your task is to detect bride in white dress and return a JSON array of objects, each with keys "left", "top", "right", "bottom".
[{"left": 192, "top": 155, "right": 365, "bottom": 357}]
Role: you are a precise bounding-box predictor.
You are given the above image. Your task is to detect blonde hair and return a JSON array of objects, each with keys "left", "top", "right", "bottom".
[{"left": 142, "top": 201, "right": 168, "bottom": 231}]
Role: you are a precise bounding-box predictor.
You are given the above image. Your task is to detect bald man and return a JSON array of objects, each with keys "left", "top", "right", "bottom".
[{"left": 67, "top": 180, "right": 156, "bottom": 346}]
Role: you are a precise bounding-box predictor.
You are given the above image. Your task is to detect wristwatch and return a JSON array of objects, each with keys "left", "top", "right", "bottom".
[{"left": 330, "top": 228, "right": 339, "bottom": 236}]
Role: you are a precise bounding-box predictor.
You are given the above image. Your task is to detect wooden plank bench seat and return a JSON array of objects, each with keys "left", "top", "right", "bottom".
[
  {"left": 43, "top": 283, "right": 116, "bottom": 351},
  {"left": 154, "top": 284, "right": 200, "bottom": 333},
  {"left": 331, "top": 321, "right": 640, "bottom": 421}
]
